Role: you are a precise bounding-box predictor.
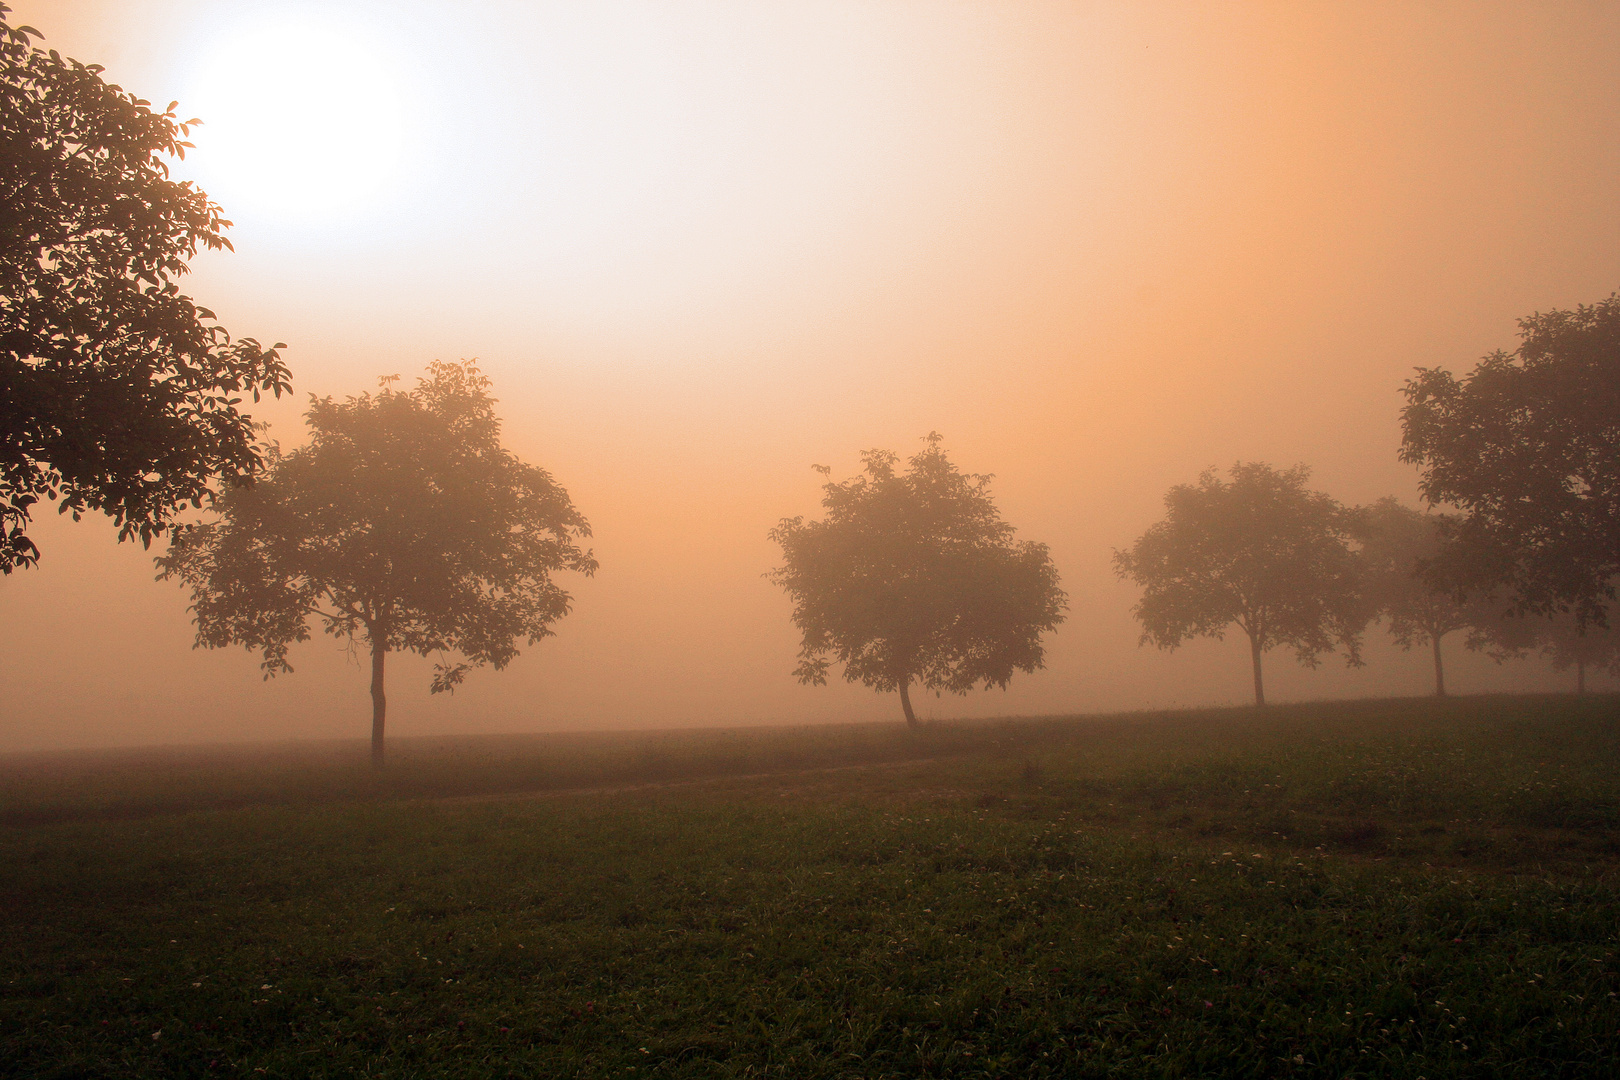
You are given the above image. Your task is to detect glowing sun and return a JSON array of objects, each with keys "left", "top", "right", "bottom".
[{"left": 181, "top": 17, "right": 407, "bottom": 224}]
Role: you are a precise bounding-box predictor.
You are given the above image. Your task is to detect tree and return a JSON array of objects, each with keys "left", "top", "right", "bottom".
[
  {"left": 157, "top": 362, "right": 596, "bottom": 766},
  {"left": 1, "top": 9, "right": 288, "bottom": 572},
  {"left": 1400, "top": 295, "right": 1620, "bottom": 629},
  {"left": 1539, "top": 615, "right": 1618, "bottom": 694},
  {"left": 1355, "top": 497, "right": 1480, "bottom": 697},
  {"left": 1114, "top": 462, "right": 1364, "bottom": 707},
  {"left": 768, "top": 434, "right": 1066, "bottom": 727},
  {"left": 1467, "top": 599, "right": 1619, "bottom": 694}
]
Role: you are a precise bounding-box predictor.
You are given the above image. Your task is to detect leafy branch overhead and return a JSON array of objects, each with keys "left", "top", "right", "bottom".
[{"left": 0, "top": 10, "right": 289, "bottom": 570}]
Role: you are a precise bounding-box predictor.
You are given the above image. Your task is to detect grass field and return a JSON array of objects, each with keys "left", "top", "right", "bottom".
[{"left": 2, "top": 695, "right": 1618, "bottom": 1078}]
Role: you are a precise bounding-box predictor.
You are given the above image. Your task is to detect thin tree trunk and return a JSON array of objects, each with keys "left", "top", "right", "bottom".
[
  {"left": 1432, "top": 633, "right": 1447, "bottom": 697},
  {"left": 1577, "top": 657, "right": 1586, "bottom": 694},
  {"left": 1249, "top": 634, "right": 1266, "bottom": 708},
  {"left": 370, "top": 636, "right": 387, "bottom": 768},
  {"left": 899, "top": 678, "right": 918, "bottom": 727}
]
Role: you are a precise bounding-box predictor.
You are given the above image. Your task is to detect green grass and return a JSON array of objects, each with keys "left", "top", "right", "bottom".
[{"left": 2, "top": 695, "right": 1618, "bottom": 1077}]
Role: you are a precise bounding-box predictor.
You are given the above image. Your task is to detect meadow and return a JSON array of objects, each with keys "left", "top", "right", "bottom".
[{"left": 2, "top": 694, "right": 1617, "bottom": 1078}]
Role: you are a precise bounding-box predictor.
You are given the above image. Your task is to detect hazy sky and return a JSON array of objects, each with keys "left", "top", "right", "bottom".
[{"left": 4, "top": 0, "right": 1618, "bottom": 751}]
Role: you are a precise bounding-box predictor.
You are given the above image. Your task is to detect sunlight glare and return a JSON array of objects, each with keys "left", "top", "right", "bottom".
[{"left": 182, "top": 17, "right": 406, "bottom": 225}]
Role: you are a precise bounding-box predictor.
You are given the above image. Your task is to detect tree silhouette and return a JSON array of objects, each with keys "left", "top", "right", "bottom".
[
  {"left": 1, "top": 11, "right": 288, "bottom": 571},
  {"left": 1400, "top": 295, "right": 1620, "bottom": 629},
  {"left": 157, "top": 362, "right": 596, "bottom": 766},
  {"left": 1537, "top": 614, "right": 1618, "bottom": 694},
  {"left": 1355, "top": 497, "right": 1481, "bottom": 697},
  {"left": 1114, "top": 463, "right": 1364, "bottom": 707},
  {"left": 769, "top": 434, "right": 1065, "bottom": 726},
  {"left": 1466, "top": 602, "right": 1618, "bottom": 695}
]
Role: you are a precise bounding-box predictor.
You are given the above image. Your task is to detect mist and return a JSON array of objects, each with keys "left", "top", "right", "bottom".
[{"left": 3, "top": 0, "right": 1617, "bottom": 752}]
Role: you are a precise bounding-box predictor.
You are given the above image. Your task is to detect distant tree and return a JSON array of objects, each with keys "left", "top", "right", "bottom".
[
  {"left": 768, "top": 434, "right": 1066, "bottom": 727},
  {"left": 1400, "top": 295, "right": 1620, "bottom": 629},
  {"left": 1114, "top": 462, "right": 1364, "bottom": 707},
  {"left": 1467, "top": 601, "right": 1619, "bottom": 695},
  {"left": 157, "top": 362, "right": 596, "bottom": 766},
  {"left": 1, "top": 10, "right": 289, "bottom": 571},
  {"left": 1355, "top": 497, "right": 1481, "bottom": 697},
  {"left": 1538, "top": 615, "right": 1619, "bottom": 694}
]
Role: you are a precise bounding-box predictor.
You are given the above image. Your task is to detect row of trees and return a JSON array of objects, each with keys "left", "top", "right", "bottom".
[
  {"left": 3, "top": 8, "right": 1063, "bottom": 749},
  {"left": 775, "top": 371, "right": 1619, "bottom": 725},
  {"left": 4, "top": 8, "right": 1613, "bottom": 753},
  {"left": 1114, "top": 465, "right": 1614, "bottom": 706},
  {"left": 143, "top": 311, "right": 1620, "bottom": 742},
  {"left": 1116, "top": 296, "right": 1620, "bottom": 705},
  {"left": 766, "top": 299, "right": 1620, "bottom": 718}
]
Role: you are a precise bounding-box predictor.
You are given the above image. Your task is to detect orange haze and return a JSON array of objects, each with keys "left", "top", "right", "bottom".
[{"left": 3, "top": 1, "right": 1618, "bottom": 750}]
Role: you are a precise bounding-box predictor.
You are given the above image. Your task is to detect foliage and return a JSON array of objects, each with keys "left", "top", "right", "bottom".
[
  {"left": 1354, "top": 497, "right": 1488, "bottom": 695},
  {"left": 0, "top": 8, "right": 289, "bottom": 571},
  {"left": 1355, "top": 499, "right": 1471, "bottom": 648},
  {"left": 157, "top": 362, "right": 596, "bottom": 763},
  {"left": 1114, "top": 462, "right": 1364, "bottom": 706},
  {"left": 1400, "top": 295, "right": 1620, "bottom": 627},
  {"left": 769, "top": 434, "right": 1066, "bottom": 725},
  {"left": 2, "top": 696, "right": 1619, "bottom": 1078}
]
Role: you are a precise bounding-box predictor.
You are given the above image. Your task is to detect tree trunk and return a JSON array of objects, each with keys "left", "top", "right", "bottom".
[
  {"left": 899, "top": 678, "right": 918, "bottom": 727},
  {"left": 1577, "top": 657, "right": 1586, "bottom": 694},
  {"left": 1249, "top": 633, "right": 1266, "bottom": 708},
  {"left": 370, "top": 636, "right": 387, "bottom": 768},
  {"left": 1432, "top": 633, "right": 1447, "bottom": 697}
]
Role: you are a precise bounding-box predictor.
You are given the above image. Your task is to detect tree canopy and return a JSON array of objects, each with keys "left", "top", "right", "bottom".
[
  {"left": 769, "top": 434, "right": 1066, "bottom": 726},
  {"left": 157, "top": 362, "right": 596, "bottom": 765},
  {"left": 0, "top": 9, "right": 288, "bottom": 571},
  {"left": 1354, "top": 497, "right": 1482, "bottom": 696},
  {"left": 1114, "top": 462, "right": 1364, "bottom": 707},
  {"left": 1400, "top": 295, "right": 1620, "bottom": 628}
]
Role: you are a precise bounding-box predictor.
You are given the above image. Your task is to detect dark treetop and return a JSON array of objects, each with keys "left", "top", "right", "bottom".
[
  {"left": 157, "top": 362, "right": 596, "bottom": 764},
  {"left": 0, "top": 9, "right": 288, "bottom": 571},
  {"left": 770, "top": 434, "right": 1066, "bottom": 726},
  {"left": 1400, "top": 295, "right": 1620, "bottom": 627},
  {"left": 1114, "top": 462, "right": 1364, "bottom": 707}
]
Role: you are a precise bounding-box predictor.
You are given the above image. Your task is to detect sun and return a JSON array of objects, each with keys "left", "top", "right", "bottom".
[{"left": 180, "top": 16, "right": 407, "bottom": 226}]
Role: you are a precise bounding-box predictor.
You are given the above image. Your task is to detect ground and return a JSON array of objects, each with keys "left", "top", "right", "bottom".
[{"left": 1, "top": 695, "right": 1617, "bottom": 1077}]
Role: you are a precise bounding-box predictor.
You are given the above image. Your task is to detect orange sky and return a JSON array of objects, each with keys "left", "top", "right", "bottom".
[{"left": 4, "top": 1, "right": 1619, "bottom": 751}]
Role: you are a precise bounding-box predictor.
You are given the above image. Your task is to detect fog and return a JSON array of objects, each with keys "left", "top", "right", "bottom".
[{"left": 3, "top": 0, "right": 1618, "bottom": 752}]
